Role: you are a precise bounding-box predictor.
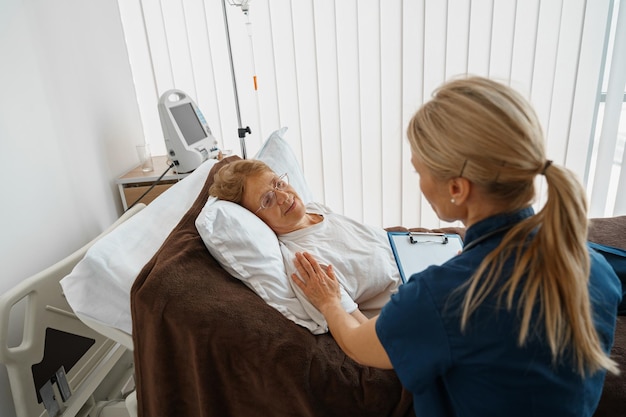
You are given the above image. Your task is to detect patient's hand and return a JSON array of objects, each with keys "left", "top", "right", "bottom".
[{"left": 291, "top": 252, "right": 342, "bottom": 314}]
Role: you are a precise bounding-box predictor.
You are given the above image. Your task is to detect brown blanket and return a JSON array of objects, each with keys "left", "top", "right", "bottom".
[{"left": 131, "top": 156, "right": 415, "bottom": 417}]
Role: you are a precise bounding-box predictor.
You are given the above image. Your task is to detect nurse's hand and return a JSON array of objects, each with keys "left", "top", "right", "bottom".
[{"left": 291, "top": 251, "right": 341, "bottom": 313}]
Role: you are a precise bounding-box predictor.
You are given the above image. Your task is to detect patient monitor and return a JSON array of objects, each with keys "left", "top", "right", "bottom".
[{"left": 158, "top": 89, "right": 219, "bottom": 173}]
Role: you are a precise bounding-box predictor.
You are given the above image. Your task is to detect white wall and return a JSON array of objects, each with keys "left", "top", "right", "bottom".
[{"left": 0, "top": 1, "right": 145, "bottom": 415}]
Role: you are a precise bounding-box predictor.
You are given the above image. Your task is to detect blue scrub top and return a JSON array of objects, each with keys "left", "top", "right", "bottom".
[{"left": 376, "top": 208, "right": 622, "bottom": 417}]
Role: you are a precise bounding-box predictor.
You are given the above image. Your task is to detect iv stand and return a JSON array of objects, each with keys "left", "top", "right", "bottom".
[{"left": 221, "top": 0, "right": 251, "bottom": 159}]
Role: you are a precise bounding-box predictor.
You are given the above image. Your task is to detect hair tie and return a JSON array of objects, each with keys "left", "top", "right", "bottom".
[{"left": 541, "top": 160, "right": 553, "bottom": 175}]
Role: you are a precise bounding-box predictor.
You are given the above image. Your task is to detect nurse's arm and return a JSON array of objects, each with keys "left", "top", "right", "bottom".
[{"left": 324, "top": 306, "right": 392, "bottom": 369}]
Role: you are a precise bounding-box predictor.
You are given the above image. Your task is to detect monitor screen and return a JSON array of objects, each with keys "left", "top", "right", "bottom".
[{"left": 170, "top": 103, "right": 207, "bottom": 146}]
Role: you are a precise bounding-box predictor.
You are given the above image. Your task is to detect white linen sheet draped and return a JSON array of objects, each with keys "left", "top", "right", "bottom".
[{"left": 118, "top": 0, "right": 624, "bottom": 229}]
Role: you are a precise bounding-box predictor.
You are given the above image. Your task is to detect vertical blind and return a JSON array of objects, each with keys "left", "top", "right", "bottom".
[
  {"left": 118, "top": 0, "right": 623, "bottom": 229},
  {"left": 589, "top": 0, "right": 626, "bottom": 217}
]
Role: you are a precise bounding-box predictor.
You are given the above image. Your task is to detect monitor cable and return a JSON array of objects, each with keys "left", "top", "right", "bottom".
[{"left": 125, "top": 162, "right": 175, "bottom": 212}]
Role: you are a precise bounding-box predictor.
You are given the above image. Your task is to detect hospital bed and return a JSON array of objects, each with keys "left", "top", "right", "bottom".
[
  {"left": 0, "top": 130, "right": 414, "bottom": 417},
  {"left": 1, "top": 129, "right": 624, "bottom": 417}
]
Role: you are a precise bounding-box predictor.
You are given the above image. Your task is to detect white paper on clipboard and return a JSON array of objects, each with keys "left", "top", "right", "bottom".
[{"left": 388, "top": 232, "right": 463, "bottom": 283}]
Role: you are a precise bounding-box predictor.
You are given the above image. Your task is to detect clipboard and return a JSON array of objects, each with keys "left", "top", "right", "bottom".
[{"left": 388, "top": 231, "right": 463, "bottom": 283}]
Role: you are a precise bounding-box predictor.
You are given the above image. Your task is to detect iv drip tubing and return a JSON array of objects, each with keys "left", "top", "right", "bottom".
[{"left": 245, "top": 15, "right": 257, "bottom": 91}]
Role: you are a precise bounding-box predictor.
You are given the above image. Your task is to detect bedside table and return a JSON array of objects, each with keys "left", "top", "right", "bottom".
[{"left": 116, "top": 155, "right": 191, "bottom": 210}]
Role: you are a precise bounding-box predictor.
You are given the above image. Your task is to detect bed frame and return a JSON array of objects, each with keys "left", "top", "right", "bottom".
[{"left": 0, "top": 205, "right": 143, "bottom": 417}]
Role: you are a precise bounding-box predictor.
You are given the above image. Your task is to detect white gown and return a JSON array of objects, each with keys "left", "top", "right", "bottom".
[{"left": 279, "top": 202, "right": 402, "bottom": 333}]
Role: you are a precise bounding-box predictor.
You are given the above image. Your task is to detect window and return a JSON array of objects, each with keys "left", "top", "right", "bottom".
[{"left": 587, "top": 0, "right": 626, "bottom": 217}]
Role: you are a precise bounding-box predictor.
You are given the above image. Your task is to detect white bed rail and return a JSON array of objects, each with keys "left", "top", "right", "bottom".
[{"left": 0, "top": 204, "right": 145, "bottom": 417}]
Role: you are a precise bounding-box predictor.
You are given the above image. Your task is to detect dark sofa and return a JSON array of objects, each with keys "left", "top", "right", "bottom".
[{"left": 588, "top": 216, "right": 626, "bottom": 417}]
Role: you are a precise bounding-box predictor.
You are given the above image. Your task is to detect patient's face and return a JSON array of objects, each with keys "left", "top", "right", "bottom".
[{"left": 241, "top": 170, "right": 308, "bottom": 235}]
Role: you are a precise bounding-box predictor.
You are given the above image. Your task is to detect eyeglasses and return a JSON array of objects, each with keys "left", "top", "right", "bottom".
[{"left": 254, "top": 173, "right": 289, "bottom": 214}]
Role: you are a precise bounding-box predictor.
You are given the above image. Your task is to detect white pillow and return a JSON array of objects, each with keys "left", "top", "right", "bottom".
[
  {"left": 60, "top": 158, "right": 220, "bottom": 335},
  {"left": 194, "top": 198, "right": 281, "bottom": 291},
  {"left": 254, "top": 127, "right": 314, "bottom": 204}
]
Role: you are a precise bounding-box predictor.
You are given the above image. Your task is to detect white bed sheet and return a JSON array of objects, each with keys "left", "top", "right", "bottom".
[{"left": 60, "top": 159, "right": 219, "bottom": 335}]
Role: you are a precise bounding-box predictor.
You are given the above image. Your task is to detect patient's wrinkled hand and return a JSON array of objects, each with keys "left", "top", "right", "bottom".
[{"left": 291, "top": 252, "right": 341, "bottom": 312}]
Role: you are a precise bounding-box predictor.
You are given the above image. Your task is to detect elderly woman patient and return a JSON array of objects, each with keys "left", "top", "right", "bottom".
[{"left": 209, "top": 159, "right": 402, "bottom": 327}]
